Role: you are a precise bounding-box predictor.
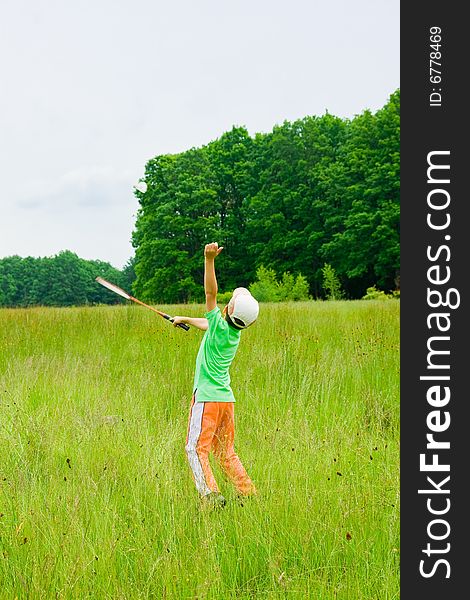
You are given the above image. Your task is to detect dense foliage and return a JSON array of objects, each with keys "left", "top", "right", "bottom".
[
  {"left": 0, "top": 251, "right": 135, "bottom": 307},
  {"left": 133, "top": 90, "right": 399, "bottom": 303}
]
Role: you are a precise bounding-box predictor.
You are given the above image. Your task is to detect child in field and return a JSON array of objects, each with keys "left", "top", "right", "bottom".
[{"left": 172, "top": 242, "right": 259, "bottom": 507}]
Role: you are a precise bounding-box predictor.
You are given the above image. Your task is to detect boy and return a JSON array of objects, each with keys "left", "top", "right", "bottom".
[{"left": 172, "top": 242, "right": 259, "bottom": 506}]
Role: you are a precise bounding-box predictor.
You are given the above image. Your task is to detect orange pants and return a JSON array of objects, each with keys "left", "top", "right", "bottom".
[{"left": 185, "top": 395, "right": 256, "bottom": 497}]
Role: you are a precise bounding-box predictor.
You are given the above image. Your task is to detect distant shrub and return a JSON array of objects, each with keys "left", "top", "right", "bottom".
[
  {"left": 290, "top": 273, "right": 310, "bottom": 301},
  {"left": 217, "top": 291, "right": 233, "bottom": 304},
  {"left": 249, "top": 266, "right": 310, "bottom": 302},
  {"left": 277, "top": 272, "right": 295, "bottom": 301},
  {"left": 362, "top": 285, "right": 390, "bottom": 301},
  {"left": 249, "top": 266, "right": 280, "bottom": 302},
  {"left": 321, "top": 263, "right": 343, "bottom": 300}
]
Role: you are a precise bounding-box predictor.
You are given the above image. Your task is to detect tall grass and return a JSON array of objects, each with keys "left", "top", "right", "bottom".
[{"left": 0, "top": 301, "right": 399, "bottom": 599}]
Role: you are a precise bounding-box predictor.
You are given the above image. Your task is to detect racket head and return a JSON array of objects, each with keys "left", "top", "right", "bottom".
[
  {"left": 95, "top": 277, "right": 131, "bottom": 300},
  {"left": 95, "top": 278, "right": 190, "bottom": 331}
]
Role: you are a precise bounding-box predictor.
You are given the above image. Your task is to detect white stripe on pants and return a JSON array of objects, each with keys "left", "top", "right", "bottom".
[{"left": 185, "top": 401, "right": 211, "bottom": 496}]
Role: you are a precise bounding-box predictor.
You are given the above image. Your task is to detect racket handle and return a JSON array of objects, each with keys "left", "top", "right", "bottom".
[{"left": 166, "top": 315, "right": 190, "bottom": 331}]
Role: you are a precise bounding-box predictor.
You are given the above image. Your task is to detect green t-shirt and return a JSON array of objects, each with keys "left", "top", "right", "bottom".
[{"left": 193, "top": 307, "right": 242, "bottom": 402}]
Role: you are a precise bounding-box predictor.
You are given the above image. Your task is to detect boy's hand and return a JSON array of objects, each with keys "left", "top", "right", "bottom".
[
  {"left": 204, "top": 242, "right": 223, "bottom": 259},
  {"left": 172, "top": 316, "right": 186, "bottom": 327}
]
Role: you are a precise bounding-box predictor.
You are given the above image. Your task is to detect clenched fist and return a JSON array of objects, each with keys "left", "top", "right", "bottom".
[{"left": 204, "top": 242, "right": 224, "bottom": 259}]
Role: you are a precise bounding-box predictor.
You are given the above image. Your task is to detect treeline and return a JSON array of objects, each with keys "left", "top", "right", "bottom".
[
  {"left": 132, "top": 90, "right": 400, "bottom": 302},
  {"left": 0, "top": 251, "right": 135, "bottom": 307},
  {"left": 0, "top": 91, "right": 399, "bottom": 307}
]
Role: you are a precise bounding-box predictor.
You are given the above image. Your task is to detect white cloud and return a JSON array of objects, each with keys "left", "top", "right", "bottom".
[{"left": 16, "top": 166, "right": 137, "bottom": 211}]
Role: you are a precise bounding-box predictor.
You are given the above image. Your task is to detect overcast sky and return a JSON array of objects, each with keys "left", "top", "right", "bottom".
[{"left": 0, "top": 0, "right": 399, "bottom": 269}]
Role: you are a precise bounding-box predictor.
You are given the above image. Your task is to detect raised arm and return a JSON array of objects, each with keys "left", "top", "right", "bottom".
[{"left": 204, "top": 242, "right": 223, "bottom": 312}]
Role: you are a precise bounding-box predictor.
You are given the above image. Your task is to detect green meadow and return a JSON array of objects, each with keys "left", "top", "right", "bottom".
[{"left": 0, "top": 301, "right": 399, "bottom": 599}]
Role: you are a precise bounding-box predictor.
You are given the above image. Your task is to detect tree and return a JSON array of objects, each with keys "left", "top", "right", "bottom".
[
  {"left": 321, "top": 263, "right": 343, "bottom": 300},
  {"left": 318, "top": 90, "right": 400, "bottom": 294},
  {"left": 129, "top": 90, "right": 400, "bottom": 301}
]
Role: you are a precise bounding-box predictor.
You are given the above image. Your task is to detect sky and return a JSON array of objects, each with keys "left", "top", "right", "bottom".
[{"left": 0, "top": 0, "right": 399, "bottom": 269}]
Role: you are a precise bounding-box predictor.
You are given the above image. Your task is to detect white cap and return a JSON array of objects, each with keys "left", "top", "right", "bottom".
[{"left": 229, "top": 293, "right": 259, "bottom": 329}]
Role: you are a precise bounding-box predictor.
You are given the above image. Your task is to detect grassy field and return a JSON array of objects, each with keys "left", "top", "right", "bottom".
[{"left": 0, "top": 301, "right": 399, "bottom": 599}]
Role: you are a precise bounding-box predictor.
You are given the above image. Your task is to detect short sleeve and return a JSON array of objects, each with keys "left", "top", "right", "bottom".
[
  {"left": 205, "top": 306, "right": 220, "bottom": 321},
  {"left": 204, "top": 306, "right": 227, "bottom": 338}
]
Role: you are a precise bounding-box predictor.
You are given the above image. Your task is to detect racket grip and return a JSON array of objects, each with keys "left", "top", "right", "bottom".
[{"left": 167, "top": 315, "right": 190, "bottom": 331}]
